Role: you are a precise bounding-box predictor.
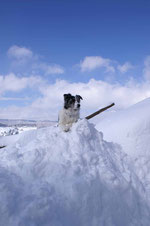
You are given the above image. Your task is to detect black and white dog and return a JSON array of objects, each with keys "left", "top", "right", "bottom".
[{"left": 58, "top": 93, "right": 83, "bottom": 132}]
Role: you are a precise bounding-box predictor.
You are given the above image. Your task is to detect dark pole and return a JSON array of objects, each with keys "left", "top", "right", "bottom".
[{"left": 85, "top": 103, "right": 115, "bottom": 120}]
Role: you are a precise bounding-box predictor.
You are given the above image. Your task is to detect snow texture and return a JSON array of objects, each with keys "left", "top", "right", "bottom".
[
  {"left": 96, "top": 97, "right": 150, "bottom": 158},
  {"left": 96, "top": 97, "right": 150, "bottom": 211},
  {"left": 0, "top": 127, "right": 19, "bottom": 136},
  {"left": 0, "top": 119, "right": 150, "bottom": 226}
]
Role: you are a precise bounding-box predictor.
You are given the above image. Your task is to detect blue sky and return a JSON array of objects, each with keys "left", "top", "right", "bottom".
[{"left": 0, "top": 0, "right": 150, "bottom": 119}]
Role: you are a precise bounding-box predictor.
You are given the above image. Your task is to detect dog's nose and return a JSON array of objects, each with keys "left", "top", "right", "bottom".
[{"left": 77, "top": 104, "right": 80, "bottom": 108}]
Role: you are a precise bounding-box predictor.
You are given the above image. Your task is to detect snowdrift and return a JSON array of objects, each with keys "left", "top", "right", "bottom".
[
  {"left": 96, "top": 97, "right": 150, "bottom": 207},
  {"left": 96, "top": 97, "right": 150, "bottom": 157},
  {"left": 0, "top": 119, "right": 149, "bottom": 226}
]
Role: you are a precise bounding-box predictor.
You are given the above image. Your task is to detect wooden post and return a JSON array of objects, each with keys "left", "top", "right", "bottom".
[
  {"left": 0, "top": 146, "right": 6, "bottom": 149},
  {"left": 85, "top": 103, "right": 115, "bottom": 120}
]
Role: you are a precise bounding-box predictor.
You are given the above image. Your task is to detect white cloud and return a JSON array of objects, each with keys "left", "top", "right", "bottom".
[
  {"left": 1, "top": 55, "right": 150, "bottom": 120},
  {"left": 0, "top": 73, "right": 44, "bottom": 95},
  {"left": 7, "top": 45, "right": 33, "bottom": 59},
  {"left": 36, "top": 79, "right": 150, "bottom": 112},
  {"left": 44, "top": 64, "right": 64, "bottom": 75},
  {"left": 7, "top": 45, "right": 64, "bottom": 75},
  {"left": 80, "top": 56, "right": 115, "bottom": 73},
  {"left": 34, "top": 63, "right": 64, "bottom": 75},
  {"left": 117, "top": 62, "right": 134, "bottom": 73},
  {"left": 143, "top": 56, "right": 150, "bottom": 80},
  {"left": 0, "top": 97, "right": 29, "bottom": 101},
  {"left": 1, "top": 77, "right": 150, "bottom": 120}
]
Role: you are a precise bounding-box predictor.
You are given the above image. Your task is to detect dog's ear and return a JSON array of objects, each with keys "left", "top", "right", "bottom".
[
  {"left": 75, "top": 95, "right": 83, "bottom": 102},
  {"left": 64, "top": 94, "right": 68, "bottom": 100},
  {"left": 79, "top": 95, "right": 83, "bottom": 100}
]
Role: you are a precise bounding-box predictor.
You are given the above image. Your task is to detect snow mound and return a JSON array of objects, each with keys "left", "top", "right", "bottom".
[
  {"left": 0, "top": 119, "right": 149, "bottom": 226},
  {"left": 96, "top": 97, "right": 150, "bottom": 157}
]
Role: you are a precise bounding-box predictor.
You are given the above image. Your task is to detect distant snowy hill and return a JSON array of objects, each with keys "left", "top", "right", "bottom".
[
  {"left": 0, "top": 119, "right": 150, "bottom": 226},
  {"left": 0, "top": 119, "right": 57, "bottom": 127},
  {"left": 96, "top": 97, "right": 150, "bottom": 157},
  {"left": 0, "top": 126, "right": 37, "bottom": 137},
  {"left": 0, "top": 127, "right": 20, "bottom": 136},
  {"left": 0, "top": 123, "right": 7, "bottom": 127}
]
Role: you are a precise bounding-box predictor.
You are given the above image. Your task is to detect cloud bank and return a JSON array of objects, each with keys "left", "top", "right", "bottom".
[
  {"left": 0, "top": 73, "right": 44, "bottom": 95},
  {"left": 0, "top": 74, "right": 150, "bottom": 120},
  {"left": 1, "top": 46, "right": 150, "bottom": 121}
]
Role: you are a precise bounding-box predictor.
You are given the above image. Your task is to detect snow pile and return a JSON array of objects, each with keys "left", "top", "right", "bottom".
[
  {"left": 0, "top": 119, "right": 150, "bottom": 226},
  {"left": 0, "top": 126, "right": 37, "bottom": 148},
  {"left": 96, "top": 98, "right": 150, "bottom": 157},
  {"left": 96, "top": 97, "right": 150, "bottom": 205}
]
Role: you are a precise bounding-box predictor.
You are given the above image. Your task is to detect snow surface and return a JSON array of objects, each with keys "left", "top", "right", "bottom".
[
  {"left": 0, "top": 127, "right": 19, "bottom": 136},
  {"left": 0, "top": 126, "right": 36, "bottom": 136},
  {"left": 0, "top": 119, "right": 150, "bottom": 226},
  {"left": 96, "top": 97, "right": 150, "bottom": 209},
  {"left": 0, "top": 126, "right": 37, "bottom": 149},
  {"left": 96, "top": 97, "right": 150, "bottom": 158}
]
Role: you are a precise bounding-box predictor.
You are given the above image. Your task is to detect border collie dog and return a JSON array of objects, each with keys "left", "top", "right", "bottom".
[{"left": 58, "top": 93, "right": 83, "bottom": 132}]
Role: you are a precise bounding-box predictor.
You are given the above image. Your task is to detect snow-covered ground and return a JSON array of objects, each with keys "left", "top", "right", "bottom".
[
  {"left": 96, "top": 97, "right": 150, "bottom": 158},
  {"left": 96, "top": 97, "right": 150, "bottom": 206},
  {"left": 0, "top": 126, "right": 36, "bottom": 137},
  {"left": 0, "top": 98, "right": 150, "bottom": 225}
]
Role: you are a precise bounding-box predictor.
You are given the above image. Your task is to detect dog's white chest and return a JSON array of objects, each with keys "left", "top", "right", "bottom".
[
  {"left": 59, "top": 109, "right": 79, "bottom": 124},
  {"left": 58, "top": 108, "right": 79, "bottom": 131}
]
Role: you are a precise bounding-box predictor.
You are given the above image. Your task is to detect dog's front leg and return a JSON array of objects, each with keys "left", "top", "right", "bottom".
[{"left": 59, "top": 122, "right": 73, "bottom": 132}]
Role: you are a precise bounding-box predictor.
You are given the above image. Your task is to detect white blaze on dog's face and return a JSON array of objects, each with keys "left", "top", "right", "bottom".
[{"left": 74, "top": 95, "right": 83, "bottom": 110}]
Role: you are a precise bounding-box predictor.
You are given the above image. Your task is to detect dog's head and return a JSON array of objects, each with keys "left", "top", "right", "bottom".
[{"left": 64, "top": 93, "right": 83, "bottom": 110}]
